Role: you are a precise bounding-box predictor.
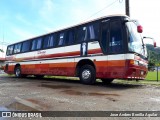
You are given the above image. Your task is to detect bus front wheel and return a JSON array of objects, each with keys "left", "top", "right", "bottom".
[{"left": 79, "top": 65, "right": 96, "bottom": 85}]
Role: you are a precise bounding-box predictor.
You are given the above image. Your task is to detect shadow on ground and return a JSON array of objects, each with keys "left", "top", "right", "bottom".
[{"left": 2, "top": 75, "right": 144, "bottom": 90}]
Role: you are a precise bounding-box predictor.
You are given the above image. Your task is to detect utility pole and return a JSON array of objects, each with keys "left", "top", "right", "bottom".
[{"left": 125, "top": 0, "right": 130, "bottom": 16}]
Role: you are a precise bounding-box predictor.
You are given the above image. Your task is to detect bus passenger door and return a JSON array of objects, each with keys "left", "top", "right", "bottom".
[
  {"left": 97, "top": 20, "right": 110, "bottom": 78},
  {"left": 108, "top": 20, "right": 125, "bottom": 78}
]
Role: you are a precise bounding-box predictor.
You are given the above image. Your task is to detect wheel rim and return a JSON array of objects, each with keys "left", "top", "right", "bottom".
[
  {"left": 82, "top": 69, "right": 91, "bottom": 80},
  {"left": 16, "top": 69, "right": 20, "bottom": 77}
]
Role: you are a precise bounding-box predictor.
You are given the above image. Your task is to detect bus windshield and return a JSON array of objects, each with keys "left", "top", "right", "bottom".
[{"left": 126, "top": 22, "right": 146, "bottom": 57}]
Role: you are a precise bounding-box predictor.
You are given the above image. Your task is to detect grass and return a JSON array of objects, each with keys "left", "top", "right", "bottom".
[
  {"left": 145, "top": 71, "right": 160, "bottom": 81},
  {"left": 113, "top": 79, "right": 160, "bottom": 86},
  {"left": 44, "top": 75, "right": 79, "bottom": 80}
]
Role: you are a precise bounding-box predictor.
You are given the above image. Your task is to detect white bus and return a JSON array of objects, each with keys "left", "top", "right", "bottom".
[{"left": 4, "top": 15, "right": 151, "bottom": 84}]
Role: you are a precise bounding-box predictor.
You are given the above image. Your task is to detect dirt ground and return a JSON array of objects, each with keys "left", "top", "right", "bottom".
[{"left": 0, "top": 75, "right": 160, "bottom": 120}]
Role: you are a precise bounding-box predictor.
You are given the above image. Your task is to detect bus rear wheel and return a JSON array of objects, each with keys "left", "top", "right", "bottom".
[
  {"left": 15, "top": 66, "right": 22, "bottom": 78},
  {"left": 101, "top": 79, "right": 114, "bottom": 84},
  {"left": 14, "top": 66, "right": 27, "bottom": 78},
  {"left": 79, "top": 65, "right": 96, "bottom": 85}
]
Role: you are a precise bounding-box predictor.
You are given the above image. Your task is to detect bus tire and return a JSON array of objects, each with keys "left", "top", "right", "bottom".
[
  {"left": 80, "top": 65, "right": 96, "bottom": 85},
  {"left": 101, "top": 79, "right": 114, "bottom": 84},
  {"left": 14, "top": 66, "right": 22, "bottom": 78}
]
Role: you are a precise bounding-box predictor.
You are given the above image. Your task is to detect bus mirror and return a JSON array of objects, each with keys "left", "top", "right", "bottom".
[
  {"left": 137, "top": 25, "right": 143, "bottom": 33},
  {"left": 143, "top": 36, "right": 156, "bottom": 47}
]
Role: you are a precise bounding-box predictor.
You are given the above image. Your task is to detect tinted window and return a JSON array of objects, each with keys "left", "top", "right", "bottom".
[
  {"left": 14, "top": 43, "right": 22, "bottom": 54},
  {"left": 57, "top": 32, "right": 66, "bottom": 46},
  {"left": 6, "top": 45, "right": 14, "bottom": 55},
  {"left": 22, "top": 41, "right": 31, "bottom": 52},
  {"left": 76, "top": 26, "right": 87, "bottom": 42},
  {"left": 126, "top": 22, "right": 143, "bottom": 55},
  {"left": 67, "top": 29, "right": 75, "bottom": 45},
  {"left": 101, "top": 21, "right": 109, "bottom": 53},
  {"left": 109, "top": 21, "right": 123, "bottom": 53},
  {"left": 31, "top": 38, "right": 42, "bottom": 50},
  {"left": 43, "top": 34, "right": 56, "bottom": 48},
  {"left": 76, "top": 22, "right": 99, "bottom": 42},
  {"left": 88, "top": 23, "right": 99, "bottom": 40}
]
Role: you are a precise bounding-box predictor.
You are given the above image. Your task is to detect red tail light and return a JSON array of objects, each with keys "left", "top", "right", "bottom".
[
  {"left": 154, "top": 41, "right": 156, "bottom": 47},
  {"left": 137, "top": 25, "right": 143, "bottom": 33}
]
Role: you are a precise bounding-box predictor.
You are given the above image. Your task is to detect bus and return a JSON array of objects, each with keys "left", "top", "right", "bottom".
[{"left": 4, "top": 15, "right": 154, "bottom": 84}]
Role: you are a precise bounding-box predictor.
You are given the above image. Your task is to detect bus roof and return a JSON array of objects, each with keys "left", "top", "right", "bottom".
[{"left": 9, "top": 14, "right": 128, "bottom": 45}]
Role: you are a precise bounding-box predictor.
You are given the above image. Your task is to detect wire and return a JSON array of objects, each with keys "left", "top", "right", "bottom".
[{"left": 85, "top": 0, "right": 118, "bottom": 20}]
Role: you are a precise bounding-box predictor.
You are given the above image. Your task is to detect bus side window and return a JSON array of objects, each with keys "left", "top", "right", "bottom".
[
  {"left": 31, "top": 37, "right": 43, "bottom": 50},
  {"left": 14, "top": 43, "right": 22, "bottom": 54},
  {"left": 101, "top": 21, "right": 109, "bottom": 53},
  {"left": 76, "top": 26, "right": 88, "bottom": 42},
  {"left": 57, "top": 32, "right": 66, "bottom": 46},
  {"left": 67, "top": 29, "right": 75, "bottom": 45},
  {"left": 43, "top": 34, "right": 56, "bottom": 48},
  {"left": 22, "top": 41, "right": 31, "bottom": 52},
  {"left": 88, "top": 22, "right": 99, "bottom": 40},
  {"left": 109, "top": 21, "right": 123, "bottom": 53},
  {"left": 76, "top": 23, "right": 99, "bottom": 43},
  {"left": 6, "top": 45, "right": 14, "bottom": 55}
]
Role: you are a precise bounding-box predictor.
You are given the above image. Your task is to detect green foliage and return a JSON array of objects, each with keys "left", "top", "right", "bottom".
[
  {"left": 146, "top": 44, "right": 160, "bottom": 66},
  {"left": 0, "top": 49, "right": 4, "bottom": 53},
  {"left": 146, "top": 71, "right": 160, "bottom": 81}
]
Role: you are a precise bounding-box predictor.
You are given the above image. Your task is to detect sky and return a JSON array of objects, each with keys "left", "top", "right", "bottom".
[{"left": 0, "top": 0, "right": 160, "bottom": 58}]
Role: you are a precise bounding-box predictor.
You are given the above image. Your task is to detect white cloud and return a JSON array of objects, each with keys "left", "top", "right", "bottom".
[
  {"left": 39, "top": 0, "right": 55, "bottom": 23},
  {"left": 11, "top": 27, "right": 35, "bottom": 41},
  {"left": 67, "top": 0, "right": 125, "bottom": 23},
  {"left": 16, "top": 15, "right": 31, "bottom": 26}
]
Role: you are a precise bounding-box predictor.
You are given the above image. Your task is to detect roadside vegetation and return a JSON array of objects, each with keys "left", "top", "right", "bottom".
[{"left": 146, "top": 71, "right": 160, "bottom": 81}]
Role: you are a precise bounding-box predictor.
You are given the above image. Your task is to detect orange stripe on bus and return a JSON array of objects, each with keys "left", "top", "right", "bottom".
[
  {"left": 108, "top": 60, "right": 125, "bottom": 67},
  {"left": 95, "top": 60, "right": 125, "bottom": 67}
]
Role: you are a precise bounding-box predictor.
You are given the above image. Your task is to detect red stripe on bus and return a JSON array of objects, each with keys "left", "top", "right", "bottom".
[{"left": 6, "top": 48, "right": 102, "bottom": 61}]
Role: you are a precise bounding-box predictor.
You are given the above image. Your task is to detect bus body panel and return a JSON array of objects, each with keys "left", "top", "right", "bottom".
[{"left": 5, "top": 52, "right": 148, "bottom": 80}]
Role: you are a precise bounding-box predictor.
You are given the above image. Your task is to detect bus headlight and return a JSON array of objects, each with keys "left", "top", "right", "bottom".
[{"left": 130, "top": 60, "right": 139, "bottom": 65}]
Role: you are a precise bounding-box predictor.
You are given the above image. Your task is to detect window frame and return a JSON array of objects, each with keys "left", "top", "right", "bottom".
[
  {"left": 13, "top": 43, "right": 22, "bottom": 54},
  {"left": 21, "top": 40, "right": 31, "bottom": 53},
  {"left": 56, "top": 31, "right": 67, "bottom": 47},
  {"left": 107, "top": 19, "right": 124, "bottom": 54},
  {"left": 43, "top": 33, "right": 57, "bottom": 49},
  {"left": 76, "top": 21, "right": 100, "bottom": 44},
  {"left": 6, "top": 45, "right": 14, "bottom": 56},
  {"left": 31, "top": 37, "right": 43, "bottom": 51},
  {"left": 100, "top": 20, "right": 110, "bottom": 54},
  {"left": 66, "top": 28, "right": 76, "bottom": 45}
]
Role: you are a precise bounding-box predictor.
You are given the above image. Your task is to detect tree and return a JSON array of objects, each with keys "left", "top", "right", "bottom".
[{"left": 0, "top": 49, "right": 4, "bottom": 53}]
